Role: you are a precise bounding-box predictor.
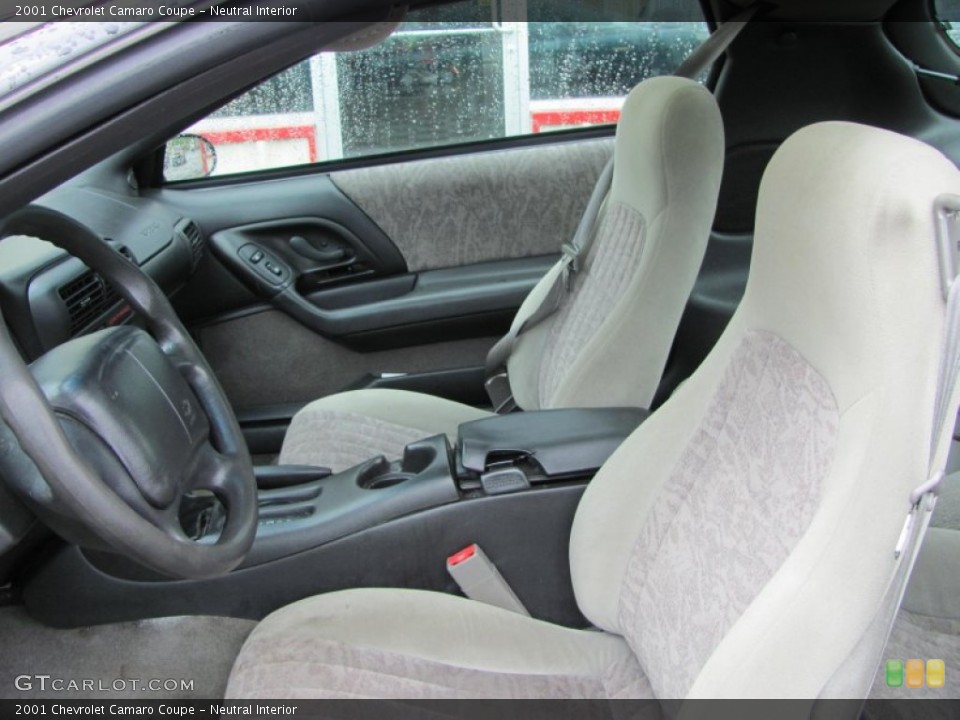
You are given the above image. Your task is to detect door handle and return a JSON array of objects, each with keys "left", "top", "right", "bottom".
[{"left": 290, "top": 234, "right": 347, "bottom": 264}]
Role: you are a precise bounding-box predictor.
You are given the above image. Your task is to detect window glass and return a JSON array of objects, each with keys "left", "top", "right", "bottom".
[
  {"left": 338, "top": 25, "right": 506, "bottom": 158},
  {"left": 165, "top": 2, "right": 710, "bottom": 181},
  {"left": 935, "top": 0, "right": 960, "bottom": 46}
]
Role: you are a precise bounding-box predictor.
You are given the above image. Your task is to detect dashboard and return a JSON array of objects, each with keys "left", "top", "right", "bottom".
[{"left": 0, "top": 184, "right": 204, "bottom": 362}]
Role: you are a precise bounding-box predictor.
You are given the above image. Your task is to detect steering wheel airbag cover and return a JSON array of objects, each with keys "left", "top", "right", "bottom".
[{"left": 30, "top": 326, "right": 210, "bottom": 508}]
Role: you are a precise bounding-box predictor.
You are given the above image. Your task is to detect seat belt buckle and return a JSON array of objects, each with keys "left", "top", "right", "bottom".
[
  {"left": 446, "top": 544, "right": 529, "bottom": 616},
  {"left": 484, "top": 372, "right": 517, "bottom": 414}
]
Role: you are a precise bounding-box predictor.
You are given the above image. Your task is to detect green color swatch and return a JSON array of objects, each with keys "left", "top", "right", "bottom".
[{"left": 886, "top": 659, "right": 904, "bottom": 688}]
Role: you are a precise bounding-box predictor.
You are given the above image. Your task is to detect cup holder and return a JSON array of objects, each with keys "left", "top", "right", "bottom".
[
  {"left": 363, "top": 472, "right": 413, "bottom": 490},
  {"left": 356, "top": 445, "right": 439, "bottom": 491}
]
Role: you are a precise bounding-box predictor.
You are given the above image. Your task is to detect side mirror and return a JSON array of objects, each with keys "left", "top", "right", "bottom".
[{"left": 163, "top": 133, "right": 218, "bottom": 182}]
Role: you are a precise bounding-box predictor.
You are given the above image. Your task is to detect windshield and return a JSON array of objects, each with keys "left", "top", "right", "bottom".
[{"left": 0, "top": 22, "right": 144, "bottom": 99}]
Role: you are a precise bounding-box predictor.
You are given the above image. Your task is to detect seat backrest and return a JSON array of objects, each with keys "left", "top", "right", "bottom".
[
  {"left": 569, "top": 121, "right": 960, "bottom": 699},
  {"left": 505, "top": 76, "right": 725, "bottom": 411}
]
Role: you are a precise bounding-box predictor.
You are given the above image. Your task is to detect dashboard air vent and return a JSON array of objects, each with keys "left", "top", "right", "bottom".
[
  {"left": 57, "top": 271, "right": 121, "bottom": 337},
  {"left": 176, "top": 218, "right": 204, "bottom": 267}
]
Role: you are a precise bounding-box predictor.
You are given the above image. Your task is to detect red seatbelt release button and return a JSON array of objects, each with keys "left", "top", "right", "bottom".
[
  {"left": 447, "top": 544, "right": 478, "bottom": 567},
  {"left": 445, "top": 543, "right": 529, "bottom": 616}
]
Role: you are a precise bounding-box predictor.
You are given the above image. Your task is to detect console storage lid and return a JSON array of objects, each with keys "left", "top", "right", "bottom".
[{"left": 457, "top": 407, "right": 649, "bottom": 478}]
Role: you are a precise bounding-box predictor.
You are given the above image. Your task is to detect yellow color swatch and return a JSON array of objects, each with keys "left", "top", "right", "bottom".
[{"left": 927, "top": 659, "right": 945, "bottom": 689}]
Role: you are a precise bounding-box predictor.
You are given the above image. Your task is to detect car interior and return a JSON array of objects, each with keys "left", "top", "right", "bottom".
[{"left": 0, "top": 0, "right": 960, "bottom": 708}]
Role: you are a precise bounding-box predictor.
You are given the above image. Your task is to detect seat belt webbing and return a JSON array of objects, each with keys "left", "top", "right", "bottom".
[{"left": 673, "top": 4, "right": 763, "bottom": 80}]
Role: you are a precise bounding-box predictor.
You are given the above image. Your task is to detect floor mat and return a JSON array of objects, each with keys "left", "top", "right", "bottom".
[{"left": 0, "top": 606, "right": 255, "bottom": 699}]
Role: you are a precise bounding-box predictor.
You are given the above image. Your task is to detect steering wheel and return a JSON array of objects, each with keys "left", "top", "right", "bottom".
[{"left": 0, "top": 206, "right": 257, "bottom": 579}]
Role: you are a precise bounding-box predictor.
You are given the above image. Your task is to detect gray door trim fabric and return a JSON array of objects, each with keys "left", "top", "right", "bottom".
[{"left": 330, "top": 139, "right": 613, "bottom": 273}]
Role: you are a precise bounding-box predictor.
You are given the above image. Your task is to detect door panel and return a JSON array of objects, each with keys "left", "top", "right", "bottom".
[
  {"left": 157, "top": 174, "right": 400, "bottom": 264},
  {"left": 162, "top": 136, "right": 613, "bottom": 442},
  {"left": 195, "top": 308, "right": 495, "bottom": 409},
  {"left": 210, "top": 218, "right": 556, "bottom": 351},
  {"left": 210, "top": 216, "right": 395, "bottom": 296},
  {"left": 293, "top": 255, "right": 557, "bottom": 351},
  {"left": 330, "top": 138, "right": 612, "bottom": 271}
]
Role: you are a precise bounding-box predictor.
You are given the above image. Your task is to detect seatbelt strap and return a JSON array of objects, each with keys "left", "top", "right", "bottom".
[
  {"left": 674, "top": 4, "right": 764, "bottom": 80},
  {"left": 482, "top": 7, "right": 761, "bottom": 413}
]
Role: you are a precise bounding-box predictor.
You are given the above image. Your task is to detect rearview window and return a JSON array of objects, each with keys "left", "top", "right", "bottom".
[{"left": 164, "top": 8, "right": 710, "bottom": 182}]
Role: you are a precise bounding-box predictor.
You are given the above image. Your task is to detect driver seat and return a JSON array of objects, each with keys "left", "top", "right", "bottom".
[
  {"left": 227, "top": 122, "right": 960, "bottom": 699},
  {"left": 279, "top": 76, "right": 725, "bottom": 473}
]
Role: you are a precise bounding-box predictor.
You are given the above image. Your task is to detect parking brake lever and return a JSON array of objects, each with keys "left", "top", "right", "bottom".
[{"left": 290, "top": 235, "right": 347, "bottom": 264}]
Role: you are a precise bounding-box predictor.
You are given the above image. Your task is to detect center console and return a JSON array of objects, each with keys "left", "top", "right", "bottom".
[
  {"left": 230, "top": 407, "right": 647, "bottom": 565},
  {"left": 240, "top": 435, "right": 459, "bottom": 565},
  {"left": 23, "top": 407, "right": 648, "bottom": 629}
]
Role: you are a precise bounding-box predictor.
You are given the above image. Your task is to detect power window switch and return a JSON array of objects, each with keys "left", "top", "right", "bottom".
[{"left": 249, "top": 250, "right": 264, "bottom": 264}]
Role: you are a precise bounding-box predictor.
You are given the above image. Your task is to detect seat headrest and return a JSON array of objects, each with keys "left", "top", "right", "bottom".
[
  {"left": 610, "top": 76, "right": 724, "bottom": 221},
  {"left": 740, "top": 121, "right": 960, "bottom": 412}
]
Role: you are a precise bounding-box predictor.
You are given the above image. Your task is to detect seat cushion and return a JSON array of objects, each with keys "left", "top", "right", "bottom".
[
  {"left": 226, "top": 589, "right": 653, "bottom": 700},
  {"left": 280, "top": 389, "right": 492, "bottom": 472}
]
